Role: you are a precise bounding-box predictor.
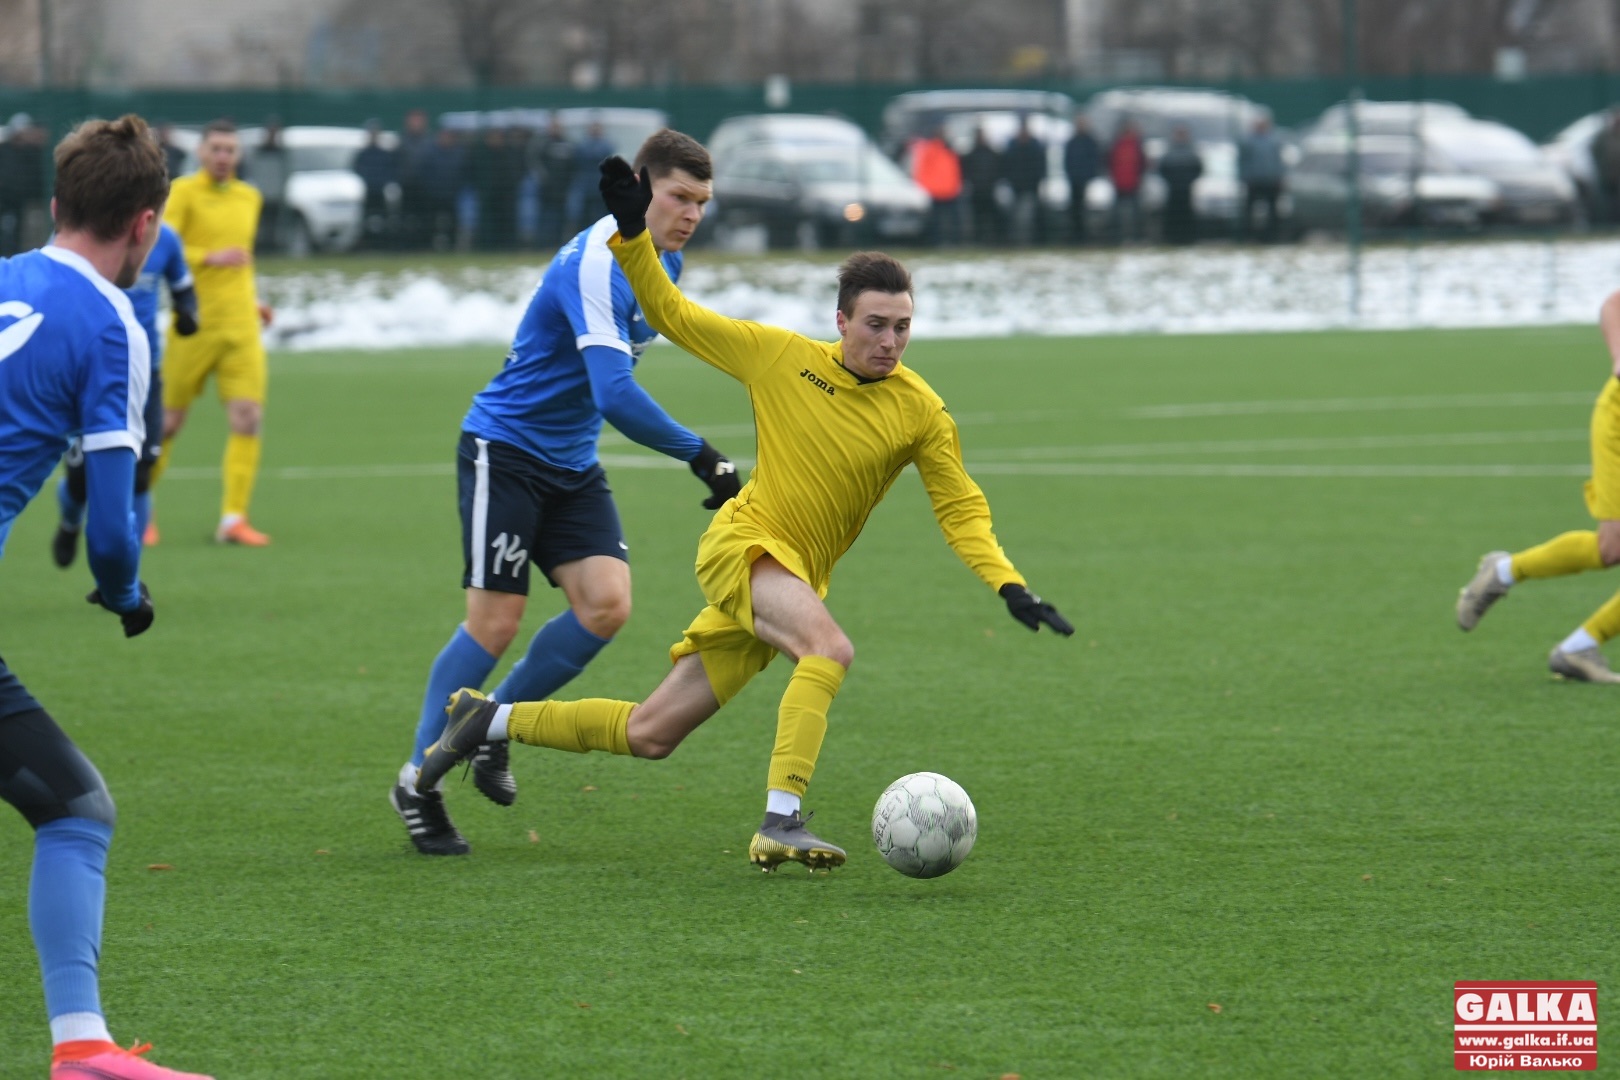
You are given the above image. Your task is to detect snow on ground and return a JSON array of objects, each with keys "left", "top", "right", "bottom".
[{"left": 260, "top": 237, "right": 1620, "bottom": 353}]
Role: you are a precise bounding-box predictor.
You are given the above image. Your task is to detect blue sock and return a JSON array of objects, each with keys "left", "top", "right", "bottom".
[
  {"left": 492, "top": 609, "right": 612, "bottom": 704},
  {"left": 411, "top": 627, "right": 498, "bottom": 767},
  {"left": 57, "top": 478, "right": 85, "bottom": 530},
  {"left": 30, "top": 817, "right": 112, "bottom": 1025},
  {"left": 134, "top": 491, "right": 152, "bottom": 539}
]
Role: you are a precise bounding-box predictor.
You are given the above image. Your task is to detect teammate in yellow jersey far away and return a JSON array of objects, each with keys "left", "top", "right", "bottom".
[
  {"left": 143, "top": 118, "right": 275, "bottom": 547},
  {"left": 418, "top": 155, "right": 1073, "bottom": 872}
]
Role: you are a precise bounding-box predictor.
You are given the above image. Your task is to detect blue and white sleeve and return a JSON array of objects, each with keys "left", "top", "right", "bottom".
[{"left": 582, "top": 344, "right": 703, "bottom": 461}]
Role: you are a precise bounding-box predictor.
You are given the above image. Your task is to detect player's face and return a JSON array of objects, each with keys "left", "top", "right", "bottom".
[
  {"left": 200, "top": 132, "right": 241, "bottom": 182},
  {"left": 646, "top": 168, "right": 711, "bottom": 253},
  {"left": 836, "top": 291, "right": 912, "bottom": 380}
]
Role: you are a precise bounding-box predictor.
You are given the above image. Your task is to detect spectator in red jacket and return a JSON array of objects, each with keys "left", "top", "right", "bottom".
[
  {"left": 909, "top": 126, "right": 964, "bottom": 246},
  {"left": 1108, "top": 119, "right": 1146, "bottom": 244}
]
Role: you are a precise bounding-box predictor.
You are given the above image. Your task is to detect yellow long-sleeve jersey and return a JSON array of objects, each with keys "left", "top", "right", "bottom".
[
  {"left": 610, "top": 230, "right": 1026, "bottom": 595},
  {"left": 164, "top": 171, "right": 263, "bottom": 331}
]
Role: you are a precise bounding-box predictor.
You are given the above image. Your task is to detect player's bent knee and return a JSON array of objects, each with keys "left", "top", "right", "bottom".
[
  {"left": 0, "top": 710, "right": 117, "bottom": 830},
  {"left": 576, "top": 596, "right": 630, "bottom": 639},
  {"left": 816, "top": 633, "right": 854, "bottom": 670}
]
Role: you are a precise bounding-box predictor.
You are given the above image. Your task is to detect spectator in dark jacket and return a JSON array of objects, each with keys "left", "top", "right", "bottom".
[
  {"left": 0, "top": 115, "right": 47, "bottom": 256},
  {"left": 961, "top": 127, "right": 1002, "bottom": 246},
  {"left": 1158, "top": 125, "right": 1204, "bottom": 245},
  {"left": 423, "top": 126, "right": 468, "bottom": 250},
  {"left": 351, "top": 120, "right": 398, "bottom": 249},
  {"left": 397, "top": 109, "right": 436, "bottom": 249},
  {"left": 1593, "top": 109, "right": 1620, "bottom": 227},
  {"left": 1107, "top": 119, "right": 1146, "bottom": 243},
  {"left": 1001, "top": 116, "right": 1047, "bottom": 246},
  {"left": 155, "top": 121, "right": 188, "bottom": 181},
  {"left": 1238, "top": 116, "right": 1286, "bottom": 242},
  {"left": 528, "top": 114, "right": 576, "bottom": 249},
  {"left": 1063, "top": 114, "right": 1101, "bottom": 244}
]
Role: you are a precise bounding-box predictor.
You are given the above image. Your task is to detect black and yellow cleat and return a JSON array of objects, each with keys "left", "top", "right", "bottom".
[
  {"left": 417, "top": 688, "right": 501, "bottom": 794},
  {"left": 748, "top": 810, "right": 847, "bottom": 872}
]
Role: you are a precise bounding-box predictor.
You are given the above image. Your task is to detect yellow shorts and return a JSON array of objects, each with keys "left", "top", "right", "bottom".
[
  {"left": 163, "top": 325, "right": 267, "bottom": 409},
  {"left": 1585, "top": 378, "right": 1620, "bottom": 520},
  {"left": 667, "top": 517, "right": 824, "bottom": 706}
]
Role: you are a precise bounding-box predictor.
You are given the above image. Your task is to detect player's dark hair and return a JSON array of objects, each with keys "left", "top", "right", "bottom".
[
  {"left": 836, "top": 252, "right": 913, "bottom": 317},
  {"left": 634, "top": 129, "right": 711, "bottom": 183},
  {"left": 202, "top": 118, "right": 238, "bottom": 138},
  {"left": 52, "top": 114, "right": 169, "bottom": 242}
]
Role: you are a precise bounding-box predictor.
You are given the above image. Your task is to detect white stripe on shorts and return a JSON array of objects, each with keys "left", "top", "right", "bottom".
[{"left": 470, "top": 437, "right": 491, "bottom": 589}]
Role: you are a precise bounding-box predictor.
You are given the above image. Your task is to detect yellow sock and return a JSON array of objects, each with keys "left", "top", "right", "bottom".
[
  {"left": 145, "top": 437, "right": 176, "bottom": 488},
  {"left": 222, "top": 432, "right": 262, "bottom": 520},
  {"left": 1511, "top": 531, "right": 1603, "bottom": 580},
  {"left": 1582, "top": 589, "right": 1620, "bottom": 644},
  {"left": 507, "top": 699, "right": 633, "bottom": 755},
  {"left": 766, "top": 655, "right": 847, "bottom": 797}
]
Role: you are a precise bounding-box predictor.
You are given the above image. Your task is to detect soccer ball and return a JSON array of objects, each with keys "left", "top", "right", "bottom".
[{"left": 871, "top": 771, "right": 977, "bottom": 878}]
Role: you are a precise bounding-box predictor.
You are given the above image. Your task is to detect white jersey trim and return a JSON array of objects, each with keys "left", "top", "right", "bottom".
[
  {"left": 42, "top": 245, "right": 150, "bottom": 449},
  {"left": 574, "top": 217, "right": 626, "bottom": 355}
]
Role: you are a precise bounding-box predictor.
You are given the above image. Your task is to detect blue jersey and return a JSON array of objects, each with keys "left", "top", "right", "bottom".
[
  {"left": 124, "top": 223, "right": 191, "bottom": 364},
  {"left": 462, "top": 216, "right": 703, "bottom": 471},
  {"left": 0, "top": 247, "right": 147, "bottom": 587}
]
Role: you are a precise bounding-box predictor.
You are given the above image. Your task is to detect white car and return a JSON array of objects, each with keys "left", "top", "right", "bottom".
[{"left": 239, "top": 126, "right": 396, "bottom": 255}]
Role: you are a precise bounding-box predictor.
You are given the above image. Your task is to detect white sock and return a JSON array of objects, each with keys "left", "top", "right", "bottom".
[
  {"left": 51, "top": 1011, "right": 112, "bottom": 1045},
  {"left": 486, "top": 704, "right": 513, "bottom": 742},
  {"left": 1560, "top": 627, "right": 1599, "bottom": 654},
  {"left": 219, "top": 512, "right": 243, "bottom": 529},
  {"left": 398, "top": 760, "right": 421, "bottom": 797},
  {"left": 766, "top": 788, "right": 801, "bottom": 817},
  {"left": 1496, "top": 557, "right": 1517, "bottom": 586}
]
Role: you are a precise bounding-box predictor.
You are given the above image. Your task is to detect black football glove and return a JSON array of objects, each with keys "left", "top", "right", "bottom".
[
  {"left": 598, "top": 155, "right": 652, "bottom": 240},
  {"left": 87, "top": 581, "right": 154, "bottom": 638},
  {"left": 172, "top": 286, "right": 200, "bottom": 336},
  {"left": 999, "top": 583, "right": 1073, "bottom": 636},
  {"left": 689, "top": 439, "right": 741, "bottom": 510}
]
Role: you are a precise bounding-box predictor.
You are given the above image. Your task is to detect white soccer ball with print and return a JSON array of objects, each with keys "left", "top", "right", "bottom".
[{"left": 871, "top": 771, "right": 977, "bottom": 878}]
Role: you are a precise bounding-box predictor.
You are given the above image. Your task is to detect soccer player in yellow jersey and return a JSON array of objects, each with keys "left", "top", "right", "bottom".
[
  {"left": 1457, "top": 288, "right": 1620, "bottom": 682},
  {"left": 144, "top": 119, "right": 275, "bottom": 546},
  {"left": 418, "top": 157, "right": 1073, "bottom": 870}
]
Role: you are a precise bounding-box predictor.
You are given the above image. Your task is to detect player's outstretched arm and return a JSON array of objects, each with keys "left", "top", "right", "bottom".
[
  {"left": 600, "top": 157, "right": 793, "bottom": 386},
  {"left": 999, "top": 583, "right": 1074, "bottom": 636},
  {"left": 580, "top": 345, "right": 742, "bottom": 508}
]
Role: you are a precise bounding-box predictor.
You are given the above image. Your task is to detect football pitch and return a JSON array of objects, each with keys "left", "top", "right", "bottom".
[{"left": 1, "top": 323, "right": 1616, "bottom": 1077}]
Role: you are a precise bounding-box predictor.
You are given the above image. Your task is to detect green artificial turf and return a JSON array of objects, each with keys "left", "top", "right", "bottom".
[{"left": 0, "top": 324, "right": 1615, "bottom": 1077}]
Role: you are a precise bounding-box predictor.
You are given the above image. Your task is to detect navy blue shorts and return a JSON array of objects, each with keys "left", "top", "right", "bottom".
[
  {"left": 0, "top": 654, "right": 42, "bottom": 722},
  {"left": 457, "top": 431, "right": 627, "bottom": 596}
]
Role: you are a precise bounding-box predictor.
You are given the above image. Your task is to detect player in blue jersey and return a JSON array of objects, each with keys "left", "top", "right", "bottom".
[
  {"left": 0, "top": 116, "right": 213, "bottom": 1080},
  {"left": 391, "top": 129, "right": 740, "bottom": 855},
  {"left": 51, "top": 220, "right": 199, "bottom": 567}
]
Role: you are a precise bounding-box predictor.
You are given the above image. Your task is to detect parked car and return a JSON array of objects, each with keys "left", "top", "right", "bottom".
[
  {"left": 879, "top": 89, "right": 1076, "bottom": 158},
  {"left": 705, "top": 114, "right": 929, "bottom": 248},
  {"left": 437, "top": 106, "right": 668, "bottom": 160},
  {"left": 1543, "top": 108, "right": 1608, "bottom": 221},
  {"left": 1288, "top": 134, "right": 1498, "bottom": 232},
  {"left": 173, "top": 125, "right": 394, "bottom": 255},
  {"left": 1083, "top": 87, "right": 1268, "bottom": 237},
  {"left": 1422, "top": 119, "right": 1577, "bottom": 226},
  {"left": 1307, "top": 99, "right": 1471, "bottom": 138}
]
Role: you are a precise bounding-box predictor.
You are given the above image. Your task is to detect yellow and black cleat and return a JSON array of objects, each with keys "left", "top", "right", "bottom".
[{"left": 748, "top": 810, "right": 847, "bottom": 872}]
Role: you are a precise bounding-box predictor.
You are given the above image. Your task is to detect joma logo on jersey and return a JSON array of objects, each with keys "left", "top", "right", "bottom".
[{"left": 799, "top": 367, "right": 835, "bottom": 396}]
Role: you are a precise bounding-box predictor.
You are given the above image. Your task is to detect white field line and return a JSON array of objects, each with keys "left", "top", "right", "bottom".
[
  {"left": 158, "top": 427, "right": 1588, "bottom": 483},
  {"left": 971, "top": 429, "right": 1589, "bottom": 460},
  {"left": 1130, "top": 391, "right": 1595, "bottom": 419}
]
